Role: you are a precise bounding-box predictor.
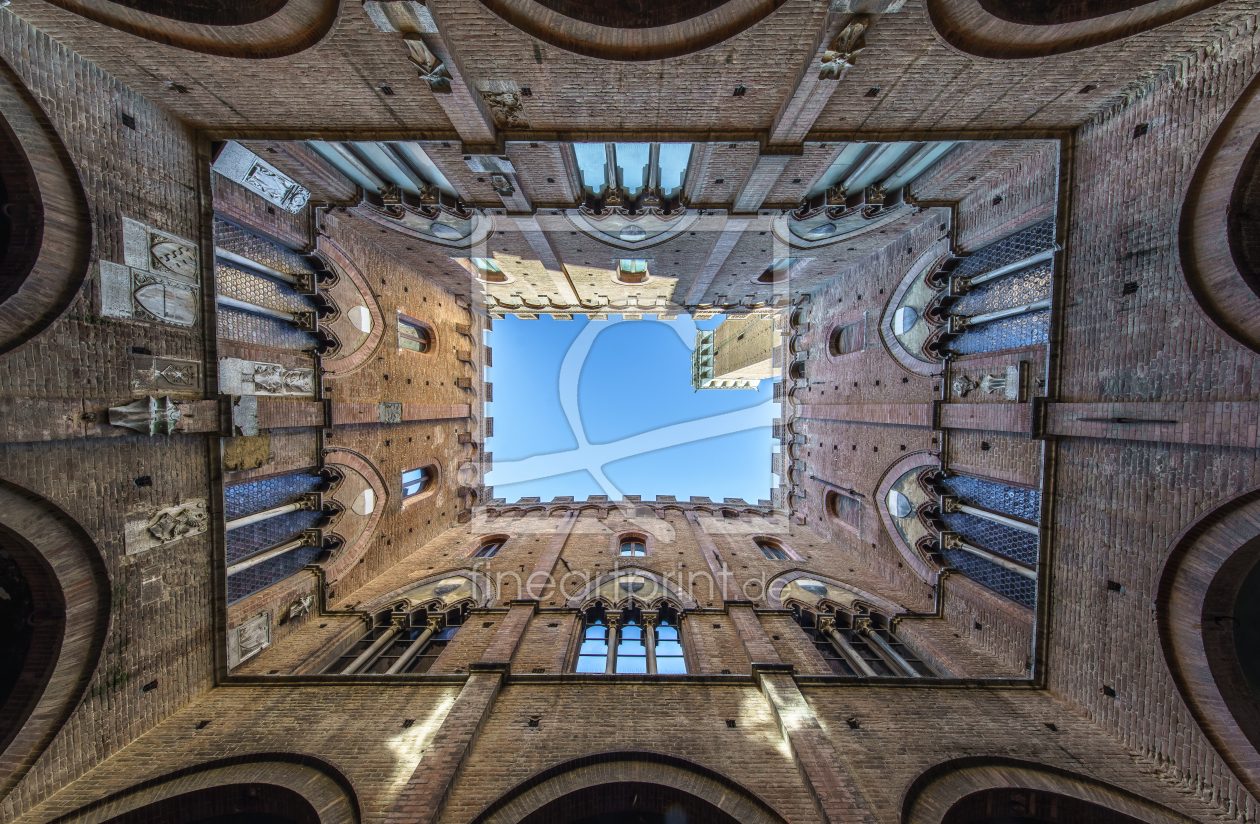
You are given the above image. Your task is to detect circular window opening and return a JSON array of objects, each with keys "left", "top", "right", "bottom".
[{"left": 102, "top": 0, "right": 289, "bottom": 26}]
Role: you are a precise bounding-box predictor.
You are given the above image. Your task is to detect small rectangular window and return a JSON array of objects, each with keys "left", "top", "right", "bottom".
[
  {"left": 402, "top": 466, "right": 431, "bottom": 498},
  {"left": 471, "top": 257, "right": 506, "bottom": 282},
  {"left": 830, "top": 492, "right": 861, "bottom": 528},
  {"left": 830, "top": 319, "right": 865, "bottom": 356},
  {"left": 398, "top": 316, "right": 429, "bottom": 352},
  {"left": 475, "top": 541, "right": 502, "bottom": 558},
  {"left": 618, "top": 259, "right": 648, "bottom": 284}
]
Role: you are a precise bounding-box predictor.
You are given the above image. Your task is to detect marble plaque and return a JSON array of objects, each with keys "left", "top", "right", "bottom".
[
  {"left": 228, "top": 611, "right": 271, "bottom": 668},
  {"left": 125, "top": 499, "right": 208, "bottom": 555},
  {"left": 213, "top": 141, "right": 310, "bottom": 214}
]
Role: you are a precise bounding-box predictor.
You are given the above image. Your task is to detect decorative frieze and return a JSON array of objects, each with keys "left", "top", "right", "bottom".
[
  {"left": 219, "top": 358, "right": 316, "bottom": 397},
  {"left": 227, "top": 611, "right": 272, "bottom": 668},
  {"left": 212, "top": 141, "right": 310, "bottom": 213},
  {"left": 131, "top": 354, "right": 202, "bottom": 397},
  {"left": 125, "top": 499, "right": 209, "bottom": 555}
]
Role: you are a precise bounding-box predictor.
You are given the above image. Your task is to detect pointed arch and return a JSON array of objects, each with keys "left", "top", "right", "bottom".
[{"left": 565, "top": 567, "right": 697, "bottom": 611}]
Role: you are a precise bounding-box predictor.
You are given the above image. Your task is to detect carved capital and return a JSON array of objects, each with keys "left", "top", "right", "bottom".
[
  {"left": 938, "top": 530, "right": 964, "bottom": 551},
  {"left": 819, "top": 17, "right": 869, "bottom": 80},
  {"left": 938, "top": 494, "right": 962, "bottom": 514}
]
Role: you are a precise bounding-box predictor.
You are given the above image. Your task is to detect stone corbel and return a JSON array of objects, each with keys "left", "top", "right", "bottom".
[
  {"left": 108, "top": 395, "right": 182, "bottom": 435},
  {"left": 819, "top": 17, "right": 868, "bottom": 81},
  {"left": 403, "top": 36, "right": 453, "bottom": 94}
]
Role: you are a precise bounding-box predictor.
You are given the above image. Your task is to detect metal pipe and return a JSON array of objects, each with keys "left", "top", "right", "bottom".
[
  {"left": 951, "top": 540, "right": 1037, "bottom": 580},
  {"left": 965, "top": 297, "right": 1052, "bottom": 327},
  {"left": 822, "top": 625, "right": 878, "bottom": 676},
  {"left": 956, "top": 503, "right": 1039, "bottom": 535},
  {"left": 861, "top": 628, "right": 921, "bottom": 678},
  {"left": 968, "top": 248, "right": 1058, "bottom": 287},
  {"left": 341, "top": 622, "right": 403, "bottom": 674},
  {"left": 226, "top": 537, "right": 306, "bottom": 576},
  {"left": 225, "top": 502, "right": 303, "bottom": 532},
  {"left": 215, "top": 247, "right": 297, "bottom": 285},
  {"left": 384, "top": 622, "right": 438, "bottom": 674},
  {"left": 216, "top": 295, "right": 297, "bottom": 322}
]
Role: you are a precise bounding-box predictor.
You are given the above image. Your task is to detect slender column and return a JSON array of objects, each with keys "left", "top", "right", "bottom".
[
  {"left": 950, "top": 297, "right": 1052, "bottom": 331},
  {"left": 939, "top": 495, "right": 1038, "bottom": 535},
  {"left": 939, "top": 531, "right": 1037, "bottom": 579},
  {"left": 856, "top": 621, "right": 920, "bottom": 678},
  {"left": 961, "top": 247, "right": 1057, "bottom": 288},
  {"left": 605, "top": 616, "right": 620, "bottom": 674},
  {"left": 216, "top": 295, "right": 298, "bottom": 322},
  {"left": 385, "top": 619, "right": 442, "bottom": 674},
  {"left": 226, "top": 528, "right": 321, "bottom": 576},
  {"left": 818, "top": 617, "right": 877, "bottom": 676},
  {"left": 643, "top": 613, "right": 659, "bottom": 676},
  {"left": 341, "top": 620, "right": 404, "bottom": 674},
  {"left": 216, "top": 247, "right": 298, "bottom": 285},
  {"left": 225, "top": 492, "right": 321, "bottom": 532}
]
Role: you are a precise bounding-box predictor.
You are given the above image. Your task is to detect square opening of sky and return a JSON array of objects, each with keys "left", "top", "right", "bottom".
[{"left": 484, "top": 314, "right": 778, "bottom": 503}]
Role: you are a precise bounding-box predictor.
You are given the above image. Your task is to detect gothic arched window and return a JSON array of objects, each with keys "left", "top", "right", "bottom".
[{"left": 575, "top": 606, "right": 687, "bottom": 674}]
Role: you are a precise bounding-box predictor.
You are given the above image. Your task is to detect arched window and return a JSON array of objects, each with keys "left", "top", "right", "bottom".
[
  {"left": 788, "top": 360, "right": 806, "bottom": 380},
  {"left": 402, "top": 466, "right": 434, "bottom": 499},
  {"left": 826, "top": 490, "right": 862, "bottom": 530},
  {"left": 325, "top": 603, "right": 467, "bottom": 674},
  {"left": 617, "top": 259, "right": 648, "bottom": 283},
  {"left": 829, "top": 319, "right": 864, "bottom": 356},
  {"left": 791, "top": 607, "right": 934, "bottom": 677},
  {"left": 398, "top": 315, "right": 431, "bottom": 352},
  {"left": 619, "top": 537, "right": 646, "bottom": 556},
  {"left": 575, "top": 606, "right": 687, "bottom": 674},
  {"left": 934, "top": 473, "right": 1040, "bottom": 609},
  {"left": 755, "top": 538, "right": 789, "bottom": 560},
  {"left": 757, "top": 258, "right": 801, "bottom": 284},
  {"left": 472, "top": 257, "right": 507, "bottom": 282},
  {"left": 474, "top": 539, "right": 503, "bottom": 558}
]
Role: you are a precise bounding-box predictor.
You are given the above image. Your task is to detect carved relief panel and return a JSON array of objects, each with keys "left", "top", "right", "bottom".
[
  {"left": 124, "top": 499, "right": 209, "bottom": 555},
  {"left": 100, "top": 218, "right": 201, "bottom": 328}
]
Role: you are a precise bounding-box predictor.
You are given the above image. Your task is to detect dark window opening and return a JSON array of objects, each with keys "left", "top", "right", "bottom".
[
  {"left": 398, "top": 316, "right": 431, "bottom": 353},
  {"left": 975, "top": 0, "right": 1156, "bottom": 26},
  {"left": 475, "top": 540, "right": 503, "bottom": 558},
  {"left": 755, "top": 539, "right": 788, "bottom": 560},
  {"left": 829, "top": 319, "right": 865, "bottom": 356},
  {"left": 827, "top": 490, "right": 861, "bottom": 528}
]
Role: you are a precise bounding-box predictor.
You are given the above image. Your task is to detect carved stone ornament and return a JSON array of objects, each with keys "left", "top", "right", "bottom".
[
  {"left": 289, "top": 595, "right": 316, "bottom": 620},
  {"left": 109, "top": 395, "right": 182, "bottom": 435},
  {"left": 122, "top": 217, "right": 199, "bottom": 283},
  {"left": 124, "top": 499, "right": 208, "bottom": 555},
  {"left": 232, "top": 394, "right": 260, "bottom": 437},
  {"left": 402, "top": 35, "right": 452, "bottom": 93},
  {"left": 380, "top": 401, "right": 403, "bottom": 424},
  {"left": 477, "top": 86, "right": 526, "bottom": 127},
  {"left": 819, "top": 18, "right": 868, "bottom": 80},
  {"left": 489, "top": 173, "right": 515, "bottom": 197},
  {"left": 131, "top": 355, "right": 201, "bottom": 397},
  {"left": 220, "top": 358, "right": 316, "bottom": 397},
  {"left": 212, "top": 141, "right": 311, "bottom": 213},
  {"left": 227, "top": 611, "right": 271, "bottom": 669},
  {"left": 951, "top": 374, "right": 979, "bottom": 397},
  {"left": 100, "top": 261, "right": 200, "bottom": 328}
]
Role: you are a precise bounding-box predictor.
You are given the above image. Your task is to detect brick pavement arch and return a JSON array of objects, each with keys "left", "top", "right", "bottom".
[
  {"left": 467, "top": 752, "right": 791, "bottom": 824},
  {"left": 44, "top": 756, "right": 361, "bottom": 824},
  {"left": 1181, "top": 67, "right": 1260, "bottom": 355},
  {"left": 472, "top": 0, "right": 789, "bottom": 61},
  {"left": 926, "top": 0, "right": 1225, "bottom": 59},
  {"left": 901, "top": 757, "right": 1192, "bottom": 824},
  {"left": 0, "top": 57, "right": 90, "bottom": 358},
  {"left": 0, "top": 481, "right": 109, "bottom": 802},
  {"left": 1157, "top": 486, "right": 1260, "bottom": 802},
  {"left": 36, "top": 0, "right": 338, "bottom": 58}
]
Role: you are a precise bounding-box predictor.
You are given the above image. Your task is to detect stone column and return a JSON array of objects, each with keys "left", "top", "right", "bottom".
[
  {"left": 817, "top": 617, "right": 877, "bottom": 677},
  {"left": 225, "top": 492, "right": 322, "bottom": 532},
  {"left": 854, "top": 618, "right": 920, "bottom": 678},
  {"left": 643, "top": 612, "right": 659, "bottom": 675},
  {"left": 939, "top": 494, "right": 1038, "bottom": 535},
  {"left": 385, "top": 618, "right": 443, "bottom": 674},
  {"left": 341, "top": 619, "right": 404, "bottom": 674},
  {"left": 604, "top": 615, "right": 621, "bottom": 674},
  {"left": 939, "top": 531, "right": 1037, "bottom": 579}
]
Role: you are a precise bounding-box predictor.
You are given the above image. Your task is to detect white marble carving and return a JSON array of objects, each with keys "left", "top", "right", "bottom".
[
  {"left": 100, "top": 261, "right": 199, "bottom": 328},
  {"left": 289, "top": 595, "right": 316, "bottom": 620},
  {"left": 227, "top": 611, "right": 271, "bottom": 668},
  {"left": 125, "top": 499, "right": 208, "bottom": 555},
  {"left": 219, "top": 357, "right": 315, "bottom": 396},
  {"left": 122, "top": 217, "right": 199, "bottom": 283},
  {"left": 213, "top": 141, "right": 311, "bottom": 213}
]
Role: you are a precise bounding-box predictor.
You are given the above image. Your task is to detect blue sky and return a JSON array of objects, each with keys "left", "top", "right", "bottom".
[{"left": 485, "top": 314, "right": 778, "bottom": 503}]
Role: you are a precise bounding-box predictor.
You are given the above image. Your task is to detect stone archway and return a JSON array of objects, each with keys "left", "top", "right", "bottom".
[
  {"left": 469, "top": 752, "right": 789, "bottom": 824},
  {"left": 1157, "top": 486, "right": 1260, "bottom": 801},
  {"left": 0, "top": 482, "right": 109, "bottom": 801},
  {"left": 902, "top": 757, "right": 1193, "bottom": 824}
]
